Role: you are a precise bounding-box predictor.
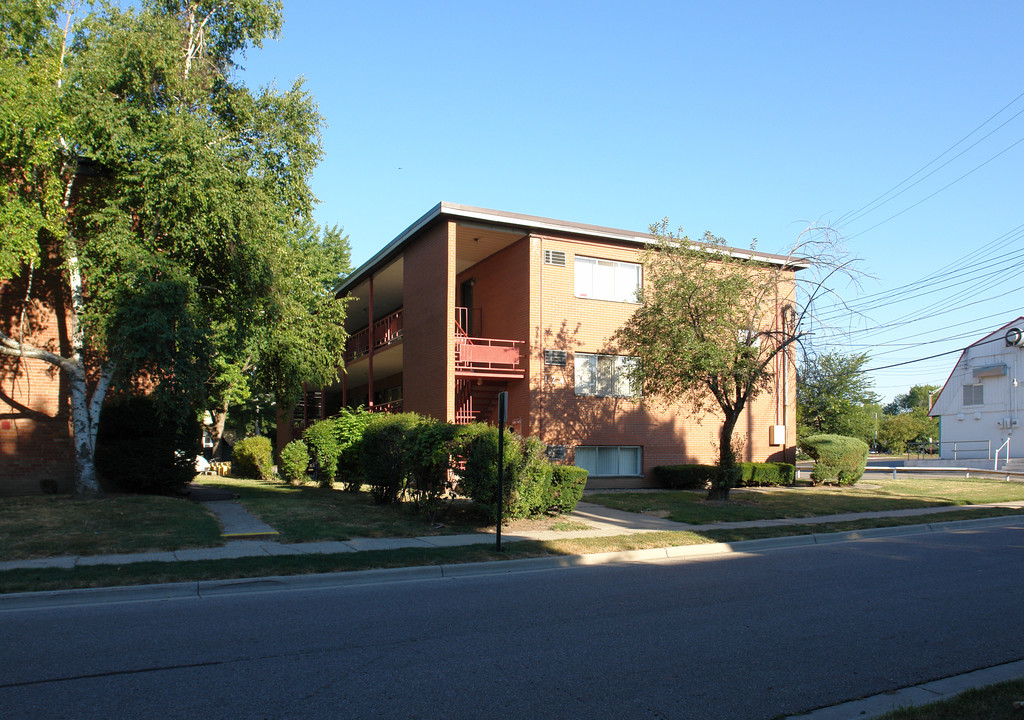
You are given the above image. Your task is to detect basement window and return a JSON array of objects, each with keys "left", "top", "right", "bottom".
[{"left": 575, "top": 446, "right": 642, "bottom": 477}]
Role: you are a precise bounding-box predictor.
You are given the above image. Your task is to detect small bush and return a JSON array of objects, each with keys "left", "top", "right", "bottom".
[
  {"left": 800, "top": 434, "right": 868, "bottom": 485},
  {"left": 302, "top": 418, "right": 340, "bottom": 488},
  {"left": 232, "top": 436, "right": 274, "bottom": 480},
  {"left": 547, "top": 465, "right": 588, "bottom": 513},
  {"left": 334, "top": 407, "right": 373, "bottom": 490},
  {"left": 736, "top": 462, "right": 796, "bottom": 487},
  {"left": 95, "top": 395, "right": 199, "bottom": 495},
  {"left": 652, "top": 464, "right": 716, "bottom": 490},
  {"left": 407, "top": 418, "right": 461, "bottom": 522},
  {"left": 458, "top": 426, "right": 554, "bottom": 522},
  {"left": 279, "top": 439, "right": 309, "bottom": 485},
  {"left": 361, "top": 412, "right": 423, "bottom": 504}
]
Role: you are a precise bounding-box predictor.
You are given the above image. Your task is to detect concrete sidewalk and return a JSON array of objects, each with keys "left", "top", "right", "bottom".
[{"left": 2, "top": 498, "right": 1023, "bottom": 573}]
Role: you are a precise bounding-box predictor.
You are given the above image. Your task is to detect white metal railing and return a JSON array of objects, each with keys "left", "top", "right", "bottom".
[{"left": 996, "top": 438, "right": 1011, "bottom": 470}]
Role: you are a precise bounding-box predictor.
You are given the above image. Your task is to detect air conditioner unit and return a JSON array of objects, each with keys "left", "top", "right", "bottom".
[{"left": 1006, "top": 327, "right": 1024, "bottom": 347}]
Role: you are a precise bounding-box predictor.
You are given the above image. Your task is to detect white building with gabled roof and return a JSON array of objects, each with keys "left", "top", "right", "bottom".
[{"left": 929, "top": 316, "right": 1024, "bottom": 464}]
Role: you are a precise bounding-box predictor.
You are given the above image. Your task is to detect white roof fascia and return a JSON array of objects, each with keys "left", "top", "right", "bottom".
[{"left": 337, "top": 202, "right": 808, "bottom": 296}]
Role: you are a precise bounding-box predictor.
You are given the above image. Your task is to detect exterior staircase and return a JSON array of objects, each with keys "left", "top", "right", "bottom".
[{"left": 455, "top": 379, "right": 508, "bottom": 425}]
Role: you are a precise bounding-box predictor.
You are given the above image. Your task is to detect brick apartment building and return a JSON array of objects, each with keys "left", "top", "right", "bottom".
[{"left": 284, "top": 203, "right": 800, "bottom": 488}]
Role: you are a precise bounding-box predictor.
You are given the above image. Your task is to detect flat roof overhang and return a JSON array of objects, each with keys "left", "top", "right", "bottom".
[{"left": 336, "top": 202, "right": 809, "bottom": 302}]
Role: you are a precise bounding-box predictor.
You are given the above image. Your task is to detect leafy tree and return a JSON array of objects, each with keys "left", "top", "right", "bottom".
[
  {"left": 207, "top": 220, "right": 351, "bottom": 457},
  {"left": 0, "top": 1, "right": 329, "bottom": 495},
  {"left": 616, "top": 220, "right": 854, "bottom": 500},
  {"left": 797, "top": 352, "right": 879, "bottom": 439},
  {"left": 884, "top": 384, "right": 939, "bottom": 416},
  {"left": 878, "top": 384, "right": 940, "bottom": 454}
]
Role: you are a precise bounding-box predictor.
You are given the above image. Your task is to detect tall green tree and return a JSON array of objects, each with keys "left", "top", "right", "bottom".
[
  {"left": 0, "top": 1, "right": 332, "bottom": 495},
  {"left": 797, "top": 351, "right": 879, "bottom": 439},
  {"left": 884, "top": 384, "right": 940, "bottom": 415},
  {"left": 878, "top": 384, "right": 940, "bottom": 454},
  {"left": 616, "top": 220, "right": 854, "bottom": 500},
  {"left": 206, "top": 220, "right": 351, "bottom": 455}
]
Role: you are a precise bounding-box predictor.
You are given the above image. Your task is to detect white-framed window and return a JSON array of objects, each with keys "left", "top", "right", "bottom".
[
  {"left": 574, "top": 353, "right": 638, "bottom": 397},
  {"left": 574, "top": 256, "right": 641, "bottom": 303},
  {"left": 575, "top": 446, "right": 642, "bottom": 477},
  {"left": 963, "top": 383, "right": 984, "bottom": 406}
]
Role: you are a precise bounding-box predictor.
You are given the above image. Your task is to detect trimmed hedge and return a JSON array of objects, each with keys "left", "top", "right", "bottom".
[
  {"left": 406, "top": 418, "right": 461, "bottom": 521},
  {"left": 279, "top": 439, "right": 309, "bottom": 485},
  {"left": 736, "top": 462, "right": 796, "bottom": 487},
  {"left": 458, "top": 425, "right": 553, "bottom": 522},
  {"left": 232, "top": 436, "right": 274, "bottom": 480},
  {"left": 334, "top": 407, "right": 373, "bottom": 490},
  {"left": 800, "top": 434, "right": 868, "bottom": 485},
  {"left": 302, "top": 418, "right": 341, "bottom": 488},
  {"left": 654, "top": 462, "right": 795, "bottom": 489},
  {"left": 652, "top": 464, "right": 716, "bottom": 490},
  {"left": 547, "top": 465, "right": 589, "bottom": 514},
  {"left": 360, "top": 412, "right": 423, "bottom": 504}
]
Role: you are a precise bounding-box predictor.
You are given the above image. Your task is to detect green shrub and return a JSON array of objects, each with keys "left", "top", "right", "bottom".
[
  {"left": 458, "top": 426, "right": 554, "bottom": 522},
  {"left": 407, "top": 418, "right": 461, "bottom": 522},
  {"left": 736, "top": 462, "right": 796, "bottom": 487},
  {"left": 232, "top": 436, "right": 274, "bottom": 480},
  {"left": 361, "top": 412, "right": 423, "bottom": 504},
  {"left": 302, "top": 418, "right": 340, "bottom": 488},
  {"left": 652, "top": 464, "right": 716, "bottom": 490},
  {"left": 279, "top": 439, "right": 309, "bottom": 485},
  {"left": 547, "top": 465, "right": 589, "bottom": 513},
  {"left": 800, "top": 434, "right": 869, "bottom": 485},
  {"left": 334, "top": 407, "right": 373, "bottom": 490},
  {"left": 95, "top": 395, "right": 199, "bottom": 495}
]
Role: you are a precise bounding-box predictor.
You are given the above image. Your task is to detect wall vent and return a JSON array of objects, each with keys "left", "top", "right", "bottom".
[
  {"left": 544, "top": 249, "right": 566, "bottom": 267},
  {"left": 544, "top": 349, "right": 567, "bottom": 366}
]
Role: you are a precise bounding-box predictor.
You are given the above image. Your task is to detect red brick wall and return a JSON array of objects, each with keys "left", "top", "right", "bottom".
[
  {"left": 455, "top": 237, "right": 531, "bottom": 429},
  {"left": 402, "top": 221, "right": 455, "bottom": 422},
  {"left": 524, "top": 233, "right": 797, "bottom": 483},
  {"left": 0, "top": 261, "right": 76, "bottom": 495}
]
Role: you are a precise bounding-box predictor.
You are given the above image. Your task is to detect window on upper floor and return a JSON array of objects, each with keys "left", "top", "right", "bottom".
[
  {"left": 574, "top": 353, "right": 639, "bottom": 398},
  {"left": 574, "top": 256, "right": 641, "bottom": 303},
  {"left": 963, "top": 383, "right": 984, "bottom": 406},
  {"left": 575, "top": 446, "right": 643, "bottom": 477}
]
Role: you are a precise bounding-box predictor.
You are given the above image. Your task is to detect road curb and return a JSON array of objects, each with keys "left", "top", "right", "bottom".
[
  {"left": 2, "top": 515, "right": 1023, "bottom": 610},
  {"left": 0, "top": 580, "right": 200, "bottom": 612}
]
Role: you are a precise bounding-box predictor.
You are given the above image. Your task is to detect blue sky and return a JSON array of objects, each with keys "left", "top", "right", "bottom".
[{"left": 239, "top": 1, "right": 1024, "bottom": 403}]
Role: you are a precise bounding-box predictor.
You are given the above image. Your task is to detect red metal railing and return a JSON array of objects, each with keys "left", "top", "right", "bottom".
[
  {"left": 344, "top": 308, "right": 403, "bottom": 362},
  {"left": 454, "top": 306, "right": 522, "bottom": 376},
  {"left": 370, "top": 399, "right": 403, "bottom": 414}
]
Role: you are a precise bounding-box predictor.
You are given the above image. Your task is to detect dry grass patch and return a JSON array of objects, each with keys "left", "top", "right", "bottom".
[{"left": 0, "top": 494, "right": 223, "bottom": 561}]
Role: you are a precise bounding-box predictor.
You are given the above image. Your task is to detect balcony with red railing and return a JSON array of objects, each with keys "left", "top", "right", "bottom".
[
  {"left": 344, "top": 308, "right": 403, "bottom": 362},
  {"left": 454, "top": 306, "right": 523, "bottom": 379}
]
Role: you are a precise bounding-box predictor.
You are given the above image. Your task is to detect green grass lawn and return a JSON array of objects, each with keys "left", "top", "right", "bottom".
[
  {"left": 0, "top": 494, "right": 223, "bottom": 561},
  {"left": 875, "top": 677, "right": 1024, "bottom": 719},
  {"left": 194, "top": 476, "right": 491, "bottom": 542},
  {"left": 586, "top": 476, "right": 1024, "bottom": 524}
]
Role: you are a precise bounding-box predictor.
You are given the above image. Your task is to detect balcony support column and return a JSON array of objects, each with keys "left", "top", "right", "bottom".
[{"left": 367, "top": 274, "right": 375, "bottom": 411}]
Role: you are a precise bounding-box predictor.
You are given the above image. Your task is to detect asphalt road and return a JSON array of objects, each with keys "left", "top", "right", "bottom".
[{"left": 2, "top": 524, "right": 1023, "bottom": 719}]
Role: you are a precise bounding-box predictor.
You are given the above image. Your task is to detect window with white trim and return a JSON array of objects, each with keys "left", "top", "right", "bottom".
[
  {"left": 575, "top": 446, "right": 642, "bottom": 477},
  {"left": 574, "top": 256, "right": 640, "bottom": 302},
  {"left": 574, "top": 353, "right": 638, "bottom": 397}
]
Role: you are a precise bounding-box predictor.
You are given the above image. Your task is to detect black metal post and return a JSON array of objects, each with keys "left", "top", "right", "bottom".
[{"left": 496, "top": 391, "right": 508, "bottom": 552}]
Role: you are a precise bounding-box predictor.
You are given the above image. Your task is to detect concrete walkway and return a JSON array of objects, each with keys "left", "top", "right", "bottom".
[{"left": 2, "top": 498, "right": 1023, "bottom": 573}]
